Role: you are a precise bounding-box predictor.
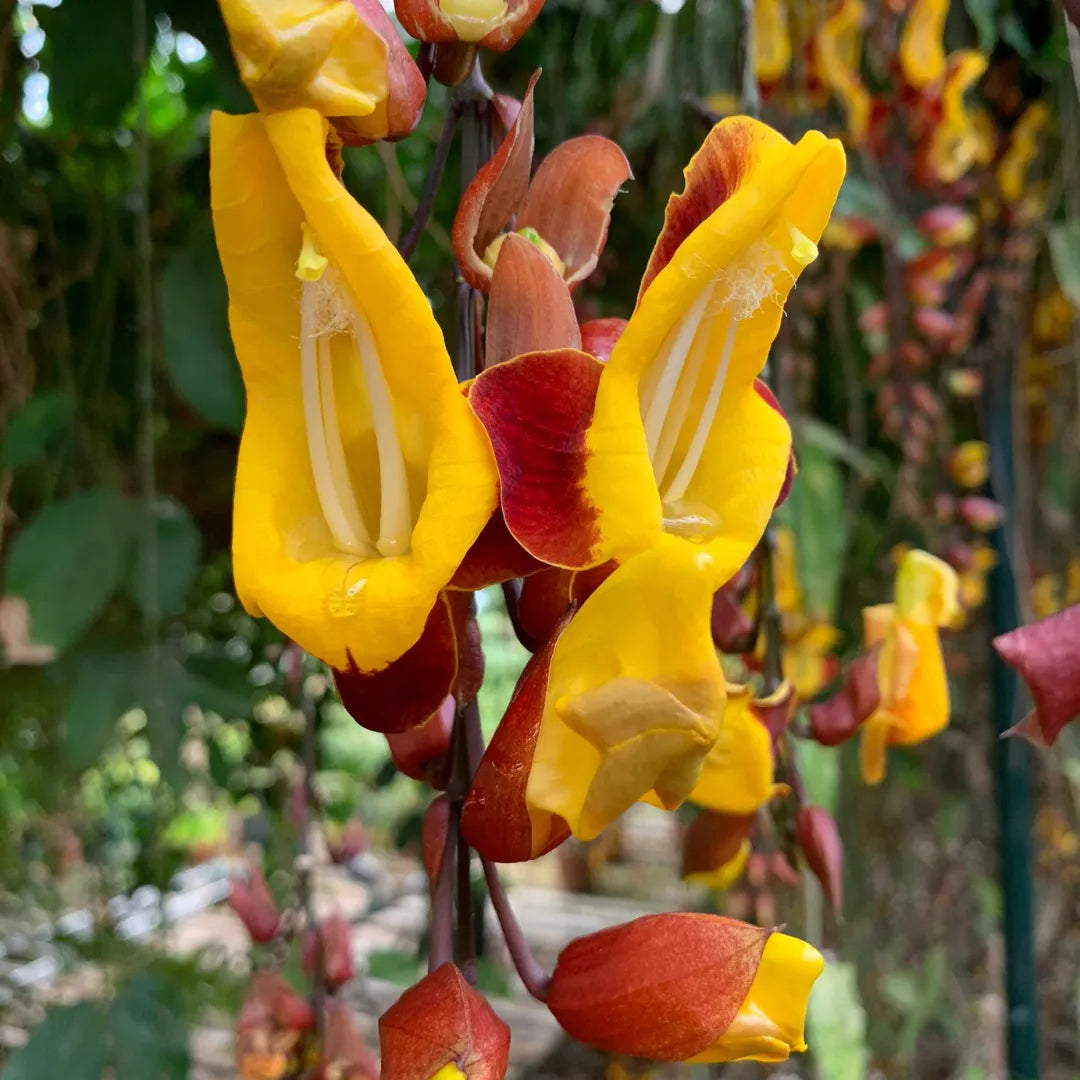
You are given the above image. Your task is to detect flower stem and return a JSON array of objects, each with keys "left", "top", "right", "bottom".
[
  {"left": 482, "top": 858, "right": 551, "bottom": 1002},
  {"left": 398, "top": 100, "right": 462, "bottom": 261}
]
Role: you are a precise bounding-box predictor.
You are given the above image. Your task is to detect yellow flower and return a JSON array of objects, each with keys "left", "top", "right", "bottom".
[
  {"left": 859, "top": 550, "right": 959, "bottom": 784},
  {"left": 899, "top": 0, "right": 948, "bottom": 90},
  {"left": 525, "top": 536, "right": 731, "bottom": 842},
  {"left": 470, "top": 118, "right": 845, "bottom": 590},
  {"left": 210, "top": 109, "right": 497, "bottom": 687},
  {"left": 927, "top": 51, "right": 988, "bottom": 183},
  {"left": 997, "top": 102, "right": 1049, "bottom": 204},
  {"left": 754, "top": 0, "right": 792, "bottom": 85},
  {"left": 688, "top": 933, "right": 824, "bottom": 1063},
  {"left": 815, "top": 0, "right": 871, "bottom": 144},
  {"left": 220, "top": 0, "right": 388, "bottom": 119}
]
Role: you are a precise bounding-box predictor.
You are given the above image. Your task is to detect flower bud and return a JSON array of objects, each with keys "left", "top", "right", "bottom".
[
  {"left": 993, "top": 604, "right": 1080, "bottom": 747},
  {"left": 957, "top": 495, "right": 1004, "bottom": 533},
  {"left": 236, "top": 971, "right": 315, "bottom": 1080},
  {"left": 948, "top": 440, "right": 991, "bottom": 489},
  {"left": 682, "top": 811, "right": 756, "bottom": 888},
  {"left": 795, "top": 805, "right": 844, "bottom": 915},
  {"left": 303, "top": 914, "right": 355, "bottom": 989},
  {"left": 395, "top": 0, "right": 547, "bottom": 51},
  {"left": 916, "top": 205, "right": 977, "bottom": 246},
  {"left": 386, "top": 694, "right": 456, "bottom": 783},
  {"left": 546, "top": 914, "right": 823, "bottom": 1064},
  {"left": 317, "top": 999, "right": 380, "bottom": 1080},
  {"left": 220, "top": 0, "right": 425, "bottom": 141},
  {"left": 229, "top": 863, "right": 281, "bottom": 944},
  {"left": 378, "top": 963, "right": 511, "bottom": 1079}
]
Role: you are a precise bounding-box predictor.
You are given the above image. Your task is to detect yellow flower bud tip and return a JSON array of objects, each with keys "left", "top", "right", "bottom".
[
  {"left": 429, "top": 1064, "right": 467, "bottom": 1080},
  {"left": 787, "top": 223, "right": 819, "bottom": 268},
  {"left": 483, "top": 228, "right": 567, "bottom": 278},
  {"left": 440, "top": 0, "right": 508, "bottom": 39},
  {"left": 296, "top": 222, "right": 328, "bottom": 282}
]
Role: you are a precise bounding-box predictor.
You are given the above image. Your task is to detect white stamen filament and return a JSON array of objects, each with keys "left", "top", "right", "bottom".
[
  {"left": 640, "top": 285, "right": 713, "bottom": 458},
  {"left": 301, "top": 284, "right": 372, "bottom": 555},
  {"left": 661, "top": 317, "right": 738, "bottom": 504},
  {"left": 650, "top": 294, "right": 714, "bottom": 488},
  {"left": 350, "top": 311, "right": 412, "bottom": 557}
]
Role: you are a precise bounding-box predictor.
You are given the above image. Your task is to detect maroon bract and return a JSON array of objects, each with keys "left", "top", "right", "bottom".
[{"left": 993, "top": 604, "right": 1080, "bottom": 746}]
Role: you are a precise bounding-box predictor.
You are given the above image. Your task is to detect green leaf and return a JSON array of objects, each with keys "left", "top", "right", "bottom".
[
  {"left": 3, "top": 1001, "right": 110, "bottom": 1080},
  {"left": 794, "top": 418, "right": 881, "bottom": 480},
  {"left": 5, "top": 489, "right": 136, "bottom": 654},
  {"left": 60, "top": 649, "right": 144, "bottom": 773},
  {"left": 111, "top": 973, "right": 190, "bottom": 1080},
  {"left": 125, "top": 498, "right": 203, "bottom": 618},
  {"left": 0, "top": 389, "right": 75, "bottom": 468},
  {"left": 161, "top": 232, "right": 244, "bottom": 432},
  {"left": 38, "top": 2, "right": 136, "bottom": 129},
  {"left": 1048, "top": 221, "right": 1080, "bottom": 310},
  {"left": 782, "top": 443, "right": 847, "bottom": 620},
  {"left": 964, "top": 0, "right": 997, "bottom": 53},
  {"left": 806, "top": 962, "right": 869, "bottom": 1080}
]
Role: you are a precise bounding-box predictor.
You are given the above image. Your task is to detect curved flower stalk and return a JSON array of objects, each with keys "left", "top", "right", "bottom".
[
  {"left": 860, "top": 549, "right": 959, "bottom": 783},
  {"left": 211, "top": 109, "right": 498, "bottom": 732},
  {"left": 899, "top": 0, "right": 949, "bottom": 90},
  {"left": 470, "top": 116, "right": 845, "bottom": 582},
  {"left": 396, "top": 0, "right": 547, "bottom": 51},
  {"left": 815, "top": 0, "right": 871, "bottom": 145},
  {"left": 453, "top": 74, "right": 632, "bottom": 293},
  {"left": 545, "top": 914, "right": 823, "bottom": 1064},
  {"left": 219, "top": 0, "right": 425, "bottom": 142}
]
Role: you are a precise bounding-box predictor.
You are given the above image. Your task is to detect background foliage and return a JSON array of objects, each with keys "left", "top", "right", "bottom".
[{"left": 1, "top": 0, "right": 1079, "bottom": 1077}]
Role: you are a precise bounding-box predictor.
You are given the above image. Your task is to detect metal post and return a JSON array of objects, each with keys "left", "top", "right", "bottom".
[{"left": 988, "top": 357, "right": 1040, "bottom": 1080}]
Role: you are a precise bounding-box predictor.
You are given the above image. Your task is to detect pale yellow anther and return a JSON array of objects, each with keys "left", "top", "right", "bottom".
[
  {"left": 429, "top": 1065, "right": 468, "bottom": 1080},
  {"left": 787, "top": 224, "right": 819, "bottom": 268},
  {"left": 296, "top": 222, "right": 328, "bottom": 282}
]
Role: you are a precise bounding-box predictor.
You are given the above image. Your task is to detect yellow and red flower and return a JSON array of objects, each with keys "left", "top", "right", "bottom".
[
  {"left": 211, "top": 109, "right": 498, "bottom": 732},
  {"left": 545, "top": 914, "right": 823, "bottom": 1064},
  {"left": 395, "top": 0, "right": 547, "bottom": 51},
  {"left": 219, "top": 0, "right": 425, "bottom": 142},
  {"left": 859, "top": 549, "right": 959, "bottom": 784},
  {"left": 378, "top": 962, "right": 510, "bottom": 1079}
]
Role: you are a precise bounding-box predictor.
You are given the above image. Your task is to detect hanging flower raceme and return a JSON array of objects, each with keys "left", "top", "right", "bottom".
[
  {"left": 211, "top": 109, "right": 498, "bottom": 733},
  {"left": 396, "top": 0, "right": 546, "bottom": 50},
  {"left": 545, "top": 914, "right": 823, "bottom": 1064},
  {"left": 453, "top": 75, "right": 631, "bottom": 294},
  {"left": 219, "top": 0, "right": 425, "bottom": 142},
  {"left": 378, "top": 962, "right": 511, "bottom": 1079},
  {"left": 899, "top": 0, "right": 949, "bottom": 91},
  {"left": 859, "top": 549, "right": 960, "bottom": 784},
  {"left": 815, "top": 0, "right": 871, "bottom": 145}
]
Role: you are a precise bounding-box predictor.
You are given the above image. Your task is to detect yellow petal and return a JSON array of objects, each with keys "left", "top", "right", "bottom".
[
  {"left": 586, "top": 120, "right": 843, "bottom": 580},
  {"left": 526, "top": 536, "right": 727, "bottom": 841},
  {"left": 684, "top": 839, "right": 753, "bottom": 891},
  {"left": 689, "top": 932, "right": 824, "bottom": 1063},
  {"left": 754, "top": 0, "right": 792, "bottom": 84},
  {"left": 859, "top": 711, "right": 891, "bottom": 785},
  {"left": 894, "top": 549, "right": 960, "bottom": 627},
  {"left": 220, "top": 0, "right": 387, "bottom": 118},
  {"left": 211, "top": 110, "right": 496, "bottom": 671},
  {"left": 899, "top": 0, "right": 948, "bottom": 90},
  {"left": 816, "top": 0, "right": 871, "bottom": 143},
  {"left": 683, "top": 687, "right": 775, "bottom": 815}
]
